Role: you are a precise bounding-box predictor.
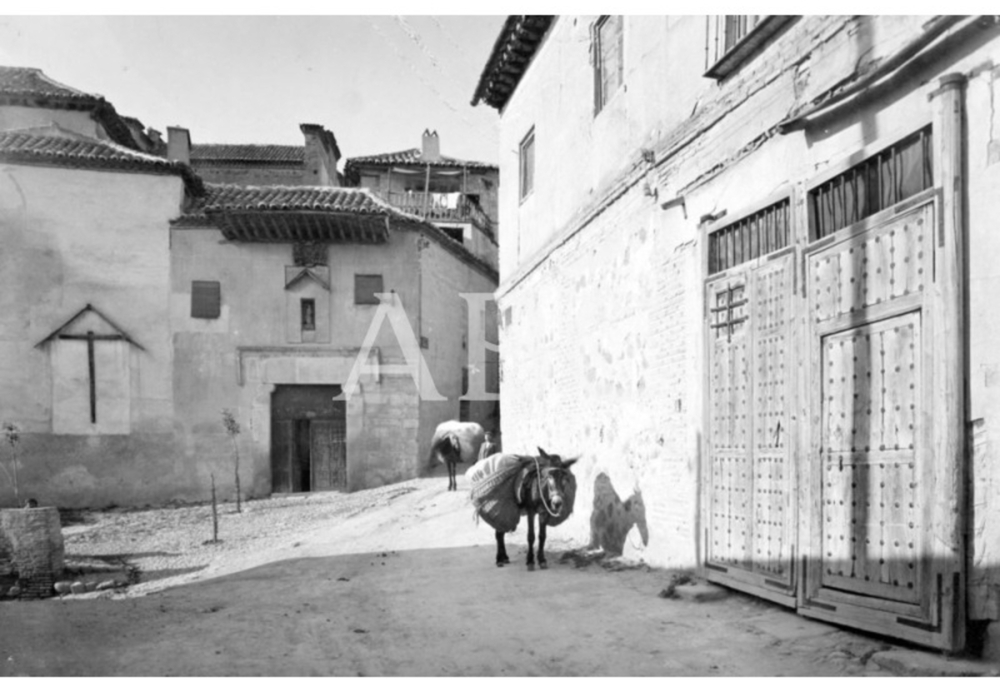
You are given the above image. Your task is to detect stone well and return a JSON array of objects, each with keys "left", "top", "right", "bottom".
[{"left": 0, "top": 507, "right": 64, "bottom": 599}]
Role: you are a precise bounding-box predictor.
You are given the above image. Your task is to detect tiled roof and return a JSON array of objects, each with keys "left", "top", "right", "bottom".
[
  {"left": 345, "top": 148, "right": 497, "bottom": 171},
  {"left": 190, "top": 144, "right": 305, "bottom": 165},
  {"left": 176, "top": 184, "right": 416, "bottom": 243},
  {"left": 0, "top": 66, "right": 98, "bottom": 103},
  {"left": 0, "top": 66, "right": 139, "bottom": 150},
  {"left": 0, "top": 130, "right": 203, "bottom": 194},
  {"left": 472, "top": 16, "right": 555, "bottom": 111},
  {"left": 186, "top": 184, "right": 407, "bottom": 216}
]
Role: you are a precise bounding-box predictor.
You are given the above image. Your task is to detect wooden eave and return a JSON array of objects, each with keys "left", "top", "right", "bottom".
[{"left": 212, "top": 210, "right": 390, "bottom": 244}]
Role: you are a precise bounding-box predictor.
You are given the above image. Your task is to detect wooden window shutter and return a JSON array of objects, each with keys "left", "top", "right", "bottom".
[
  {"left": 354, "top": 274, "right": 384, "bottom": 305},
  {"left": 191, "top": 281, "right": 221, "bottom": 319}
]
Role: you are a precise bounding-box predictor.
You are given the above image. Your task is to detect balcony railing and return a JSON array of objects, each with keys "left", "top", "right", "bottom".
[{"left": 382, "top": 191, "right": 494, "bottom": 237}]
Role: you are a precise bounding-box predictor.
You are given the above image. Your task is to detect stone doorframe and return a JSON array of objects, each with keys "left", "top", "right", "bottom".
[{"left": 236, "top": 346, "right": 382, "bottom": 492}]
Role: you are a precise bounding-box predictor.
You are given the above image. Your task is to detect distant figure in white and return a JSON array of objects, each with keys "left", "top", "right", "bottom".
[{"left": 428, "top": 421, "right": 486, "bottom": 491}]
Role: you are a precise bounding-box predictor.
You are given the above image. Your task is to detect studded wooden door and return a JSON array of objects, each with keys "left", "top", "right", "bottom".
[
  {"left": 799, "top": 196, "right": 962, "bottom": 650},
  {"left": 705, "top": 250, "right": 797, "bottom": 605},
  {"left": 310, "top": 412, "right": 347, "bottom": 492}
]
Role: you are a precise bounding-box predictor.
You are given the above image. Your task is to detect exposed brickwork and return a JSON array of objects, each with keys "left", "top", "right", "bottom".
[{"left": 491, "top": 16, "right": 998, "bottom": 584}]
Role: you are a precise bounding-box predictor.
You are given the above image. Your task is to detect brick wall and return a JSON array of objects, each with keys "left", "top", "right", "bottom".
[
  {"left": 0, "top": 508, "right": 64, "bottom": 599},
  {"left": 499, "top": 178, "right": 701, "bottom": 567}
]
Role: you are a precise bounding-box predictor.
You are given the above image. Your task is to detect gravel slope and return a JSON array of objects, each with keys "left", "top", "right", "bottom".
[{"left": 62, "top": 473, "right": 498, "bottom": 597}]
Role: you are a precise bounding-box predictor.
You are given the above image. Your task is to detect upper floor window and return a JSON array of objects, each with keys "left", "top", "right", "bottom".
[
  {"left": 355, "top": 274, "right": 384, "bottom": 305},
  {"left": 704, "top": 16, "right": 795, "bottom": 80},
  {"left": 519, "top": 128, "right": 535, "bottom": 201},
  {"left": 594, "top": 15, "right": 624, "bottom": 114},
  {"left": 300, "top": 298, "right": 316, "bottom": 331},
  {"left": 723, "top": 15, "right": 762, "bottom": 52},
  {"left": 191, "top": 280, "right": 221, "bottom": 319}
]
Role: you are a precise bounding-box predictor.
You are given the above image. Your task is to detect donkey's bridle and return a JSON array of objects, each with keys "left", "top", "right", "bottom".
[{"left": 533, "top": 457, "right": 563, "bottom": 518}]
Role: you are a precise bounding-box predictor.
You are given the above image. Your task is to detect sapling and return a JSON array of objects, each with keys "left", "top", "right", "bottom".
[
  {"left": 221, "top": 409, "right": 242, "bottom": 513},
  {"left": 209, "top": 472, "right": 219, "bottom": 543},
  {"left": 2, "top": 422, "right": 22, "bottom": 508}
]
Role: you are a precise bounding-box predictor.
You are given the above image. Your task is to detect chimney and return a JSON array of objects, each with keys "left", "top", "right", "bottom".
[
  {"left": 166, "top": 126, "right": 190, "bottom": 164},
  {"left": 300, "top": 123, "right": 341, "bottom": 187},
  {"left": 421, "top": 129, "right": 440, "bottom": 162}
]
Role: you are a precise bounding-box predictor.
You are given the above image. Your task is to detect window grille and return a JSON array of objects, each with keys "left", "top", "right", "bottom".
[
  {"left": 708, "top": 199, "right": 790, "bottom": 275},
  {"left": 724, "top": 15, "right": 762, "bottom": 52},
  {"left": 594, "top": 15, "right": 624, "bottom": 114},
  {"left": 704, "top": 16, "right": 794, "bottom": 80},
  {"left": 809, "top": 127, "right": 933, "bottom": 241},
  {"left": 191, "top": 281, "right": 221, "bottom": 319},
  {"left": 354, "top": 274, "right": 384, "bottom": 305},
  {"left": 711, "top": 283, "right": 748, "bottom": 341}
]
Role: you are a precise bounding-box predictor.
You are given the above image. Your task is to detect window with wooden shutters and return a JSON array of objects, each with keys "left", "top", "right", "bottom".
[
  {"left": 808, "top": 127, "right": 933, "bottom": 240},
  {"left": 519, "top": 128, "right": 535, "bottom": 201},
  {"left": 354, "top": 274, "right": 384, "bottom": 305},
  {"left": 594, "top": 15, "right": 624, "bottom": 114},
  {"left": 191, "top": 280, "right": 221, "bottom": 319}
]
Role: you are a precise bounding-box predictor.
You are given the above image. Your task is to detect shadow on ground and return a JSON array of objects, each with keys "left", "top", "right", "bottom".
[{"left": 0, "top": 544, "right": 900, "bottom": 677}]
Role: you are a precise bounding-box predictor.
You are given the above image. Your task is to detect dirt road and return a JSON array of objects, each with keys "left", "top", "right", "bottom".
[{"left": 0, "top": 468, "right": 910, "bottom": 675}]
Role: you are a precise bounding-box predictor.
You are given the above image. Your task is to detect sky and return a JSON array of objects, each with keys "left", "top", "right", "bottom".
[{"left": 0, "top": 14, "right": 507, "bottom": 165}]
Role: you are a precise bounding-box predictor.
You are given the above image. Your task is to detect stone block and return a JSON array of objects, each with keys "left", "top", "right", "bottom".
[
  {"left": 672, "top": 583, "right": 730, "bottom": 603},
  {"left": 0, "top": 507, "right": 64, "bottom": 578}
]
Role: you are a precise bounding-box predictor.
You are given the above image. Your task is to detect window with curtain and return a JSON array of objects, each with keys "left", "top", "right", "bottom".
[
  {"left": 809, "top": 127, "right": 933, "bottom": 241},
  {"left": 708, "top": 199, "right": 791, "bottom": 275}
]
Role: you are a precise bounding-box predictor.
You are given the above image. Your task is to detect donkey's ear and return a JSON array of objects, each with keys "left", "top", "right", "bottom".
[
  {"left": 537, "top": 446, "right": 549, "bottom": 458},
  {"left": 562, "top": 456, "right": 579, "bottom": 469}
]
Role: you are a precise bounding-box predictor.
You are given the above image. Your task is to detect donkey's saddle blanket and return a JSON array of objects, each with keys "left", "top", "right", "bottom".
[{"left": 466, "top": 453, "right": 531, "bottom": 533}]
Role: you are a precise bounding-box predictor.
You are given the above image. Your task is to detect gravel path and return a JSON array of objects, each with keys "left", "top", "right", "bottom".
[{"left": 62, "top": 477, "right": 438, "bottom": 597}]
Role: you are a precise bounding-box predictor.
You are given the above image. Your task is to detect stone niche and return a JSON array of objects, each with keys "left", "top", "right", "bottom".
[{"left": 0, "top": 507, "right": 65, "bottom": 599}]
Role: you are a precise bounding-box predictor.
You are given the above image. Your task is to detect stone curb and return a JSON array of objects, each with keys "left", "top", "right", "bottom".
[{"left": 869, "top": 649, "right": 1000, "bottom": 677}]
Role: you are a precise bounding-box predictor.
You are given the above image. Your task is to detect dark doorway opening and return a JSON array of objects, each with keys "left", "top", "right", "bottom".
[{"left": 271, "top": 384, "right": 346, "bottom": 493}]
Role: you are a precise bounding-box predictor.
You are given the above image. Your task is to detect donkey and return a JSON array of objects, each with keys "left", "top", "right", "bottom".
[
  {"left": 494, "top": 447, "right": 578, "bottom": 570},
  {"left": 429, "top": 421, "right": 485, "bottom": 491}
]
